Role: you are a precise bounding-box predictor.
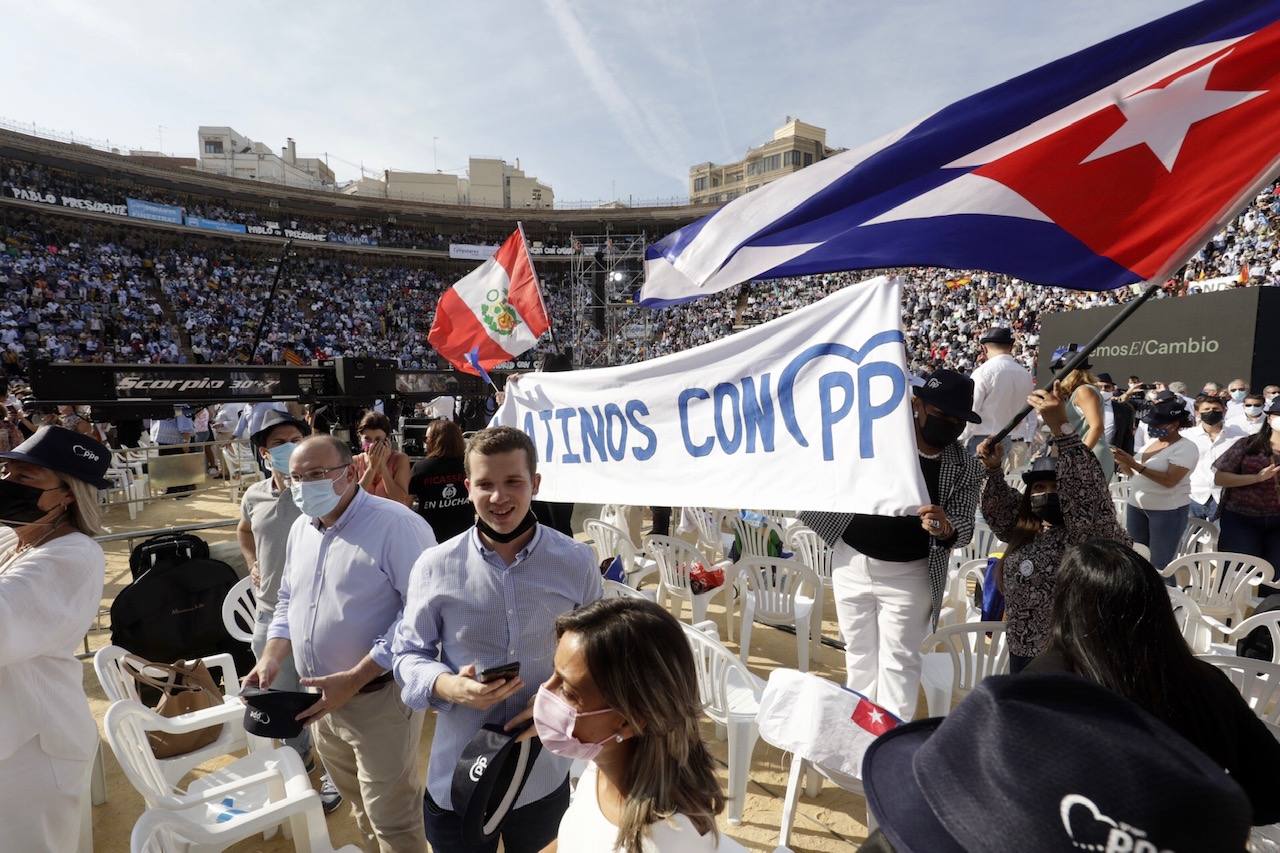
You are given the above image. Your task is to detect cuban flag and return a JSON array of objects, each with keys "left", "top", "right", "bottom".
[
  {"left": 428, "top": 227, "right": 551, "bottom": 375},
  {"left": 641, "top": 0, "right": 1280, "bottom": 306}
]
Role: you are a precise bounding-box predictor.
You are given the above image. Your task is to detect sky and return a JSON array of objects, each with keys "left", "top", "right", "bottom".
[{"left": 0, "top": 0, "right": 1196, "bottom": 204}]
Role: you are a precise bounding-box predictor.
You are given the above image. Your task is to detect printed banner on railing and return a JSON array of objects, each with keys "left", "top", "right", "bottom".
[
  {"left": 185, "top": 215, "right": 247, "bottom": 234},
  {"left": 491, "top": 276, "right": 928, "bottom": 513},
  {"left": 126, "top": 197, "right": 184, "bottom": 224}
]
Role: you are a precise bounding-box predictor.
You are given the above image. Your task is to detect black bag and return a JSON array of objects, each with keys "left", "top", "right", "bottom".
[
  {"left": 110, "top": 557, "right": 252, "bottom": 678},
  {"left": 1237, "top": 593, "right": 1280, "bottom": 661},
  {"left": 129, "top": 532, "right": 210, "bottom": 580}
]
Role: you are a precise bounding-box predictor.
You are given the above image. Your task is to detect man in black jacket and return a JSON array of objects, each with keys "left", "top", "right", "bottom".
[{"left": 1097, "top": 373, "right": 1136, "bottom": 454}]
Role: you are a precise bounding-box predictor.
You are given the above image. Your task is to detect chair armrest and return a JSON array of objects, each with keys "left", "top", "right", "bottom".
[
  {"left": 199, "top": 653, "right": 241, "bottom": 697},
  {"left": 139, "top": 699, "right": 244, "bottom": 734},
  {"left": 1201, "top": 613, "right": 1234, "bottom": 636},
  {"left": 154, "top": 766, "right": 286, "bottom": 810}
]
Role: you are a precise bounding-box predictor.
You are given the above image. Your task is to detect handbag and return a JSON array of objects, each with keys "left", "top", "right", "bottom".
[{"left": 123, "top": 654, "right": 226, "bottom": 758}]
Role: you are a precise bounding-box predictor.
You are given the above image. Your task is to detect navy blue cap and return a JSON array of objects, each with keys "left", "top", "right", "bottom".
[
  {"left": 862, "top": 674, "right": 1249, "bottom": 853},
  {"left": 913, "top": 370, "right": 981, "bottom": 424},
  {"left": 451, "top": 724, "right": 543, "bottom": 845},
  {"left": 0, "top": 425, "right": 113, "bottom": 489}
]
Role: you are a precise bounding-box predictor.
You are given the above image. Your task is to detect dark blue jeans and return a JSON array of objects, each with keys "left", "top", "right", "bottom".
[
  {"left": 1126, "top": 504, "right": 1189, "bottom": 574},
  {"left": 1219, "top": 510, "right": 1280, "bottom": 593},
  {"left": 424, "top": 777, "right": 570, "bottom": 853}
]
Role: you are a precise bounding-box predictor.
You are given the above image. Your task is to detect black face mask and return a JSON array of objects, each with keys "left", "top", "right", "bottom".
[
  {"left": 1199, "top": 410, "right": 1225, "bottom": 426},
  {"left": 1029, "top": 492, "right": 1064, "bottom": 526},
  {"left": 476, "top": 510, "right": 538, "bottom": 544},
  {"left": 0, "top": 478, "right": 57, "bottom": 526},
  {"left": 920, "top": 414, "right": 965, "bottom": 449}
]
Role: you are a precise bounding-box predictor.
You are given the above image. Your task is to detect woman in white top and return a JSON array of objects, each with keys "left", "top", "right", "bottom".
[
  {"left": 0, "top": 426, "right": 111, "bottom": 852},
  {"left": 1114, "top": 398, "right": 1198, "bottom": 572},
  {"left": 536, "top": 597, "right": 744, "bottom": 853}
]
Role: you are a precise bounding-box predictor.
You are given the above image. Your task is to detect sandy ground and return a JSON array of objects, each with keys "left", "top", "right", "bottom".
[{"left": 85, "top": 486, "right": 886, "bottom": 851}]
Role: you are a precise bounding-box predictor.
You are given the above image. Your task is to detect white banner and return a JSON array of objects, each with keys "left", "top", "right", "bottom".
[
  {"left": 449, "top": 243, "right": 500, "bottom": 260},
  {"left": 493, "top": 276, "right": 928, "bottom": 513}
]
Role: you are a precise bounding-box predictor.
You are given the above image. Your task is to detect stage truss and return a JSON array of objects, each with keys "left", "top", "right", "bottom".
[{"left": 567, "top": 232, "right": 650, "bottom": 368}]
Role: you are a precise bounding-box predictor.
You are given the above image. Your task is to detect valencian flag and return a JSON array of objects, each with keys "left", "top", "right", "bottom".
[
  {"left": 428, "top": 227, "right": 551, "bottom": 375},
  {"left": 640, "top": 0, "right": 1280, "bottom": 305}
]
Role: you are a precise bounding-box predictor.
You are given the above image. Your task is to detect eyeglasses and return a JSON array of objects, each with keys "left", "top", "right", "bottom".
[{"left": 283, "top": 463, "right": 349, "bottom": 485}]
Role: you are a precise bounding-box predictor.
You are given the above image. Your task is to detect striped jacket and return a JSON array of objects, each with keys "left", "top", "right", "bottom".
[{"left": 799, "top": 440, "right": 984, "bottom": 624}]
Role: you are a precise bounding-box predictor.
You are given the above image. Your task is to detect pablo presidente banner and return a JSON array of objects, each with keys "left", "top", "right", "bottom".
[{"left": 492, "top": 276, "right": 928, "bottom": 513}]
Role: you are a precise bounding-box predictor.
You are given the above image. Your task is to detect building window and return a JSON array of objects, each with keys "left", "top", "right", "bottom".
[
  {"left": 712, "top": 177, "right": 721, "bottom": 187},
  {"left": 204, "top": 139, "right": 223, "bottom": 154},
  {"left": 803, "top": 152, "right": 813, "bottom": 167},
  {"left": 694, "top": 177, "right": 707, "bottom": 192},
  {"left": 746, "top": 160, "right": 760, "bottom": 177}
]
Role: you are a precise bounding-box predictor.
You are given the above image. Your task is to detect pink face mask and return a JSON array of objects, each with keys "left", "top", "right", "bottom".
[
  {"left": 360, "top": 438, "right": 375, "bottom": 451},
  {"left": 532, "top": 685, "right": 619, "bottom": 761}
]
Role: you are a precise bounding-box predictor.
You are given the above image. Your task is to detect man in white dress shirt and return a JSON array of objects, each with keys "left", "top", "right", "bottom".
[
  {"left": 247, "top": 434, "right": 436, "bottom": 853},
  {"left": 960, "top": 327, "right": 1035, "bottom": 465}
]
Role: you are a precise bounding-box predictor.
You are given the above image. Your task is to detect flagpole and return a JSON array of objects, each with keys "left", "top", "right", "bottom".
[
  {"left": 517, "top": 220, "right": 563, "bottom": 355},
  {"left": 248, "top": 238, "right": 294, "bottom": 364}
]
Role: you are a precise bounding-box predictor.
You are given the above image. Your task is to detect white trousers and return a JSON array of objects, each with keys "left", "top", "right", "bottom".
[
  {"left": 831, "top": 541, "right": 932, "bottom": 721},
  {"left": 0, "top": 735, "right": 90, "bottom": 853}
]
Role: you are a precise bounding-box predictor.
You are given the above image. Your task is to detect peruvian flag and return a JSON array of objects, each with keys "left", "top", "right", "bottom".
[{"left": 428, "top": 227, "right": 551, "bottom": 375}]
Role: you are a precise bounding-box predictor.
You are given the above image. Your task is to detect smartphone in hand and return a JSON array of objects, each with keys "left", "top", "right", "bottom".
[{"left": 476, "top": 662, "right": 521, "bottom": 684}]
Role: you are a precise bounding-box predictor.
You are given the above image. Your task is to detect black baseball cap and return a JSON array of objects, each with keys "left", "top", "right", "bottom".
[
  {"left": 979, "top": 327, "right": 1014, "bottom": 345},
  {"left": 451, "top": 724, "right": 543, "bottom": 845},
  {"left": 1096, "top": 372, "right": 1115, "bottom": 385},
  {"left": 913, "top": 370, "right": 981, "bottom": 424},
  {"left": 1140, "top": 398, "right": 1189, "bottom": 426},
  {"left": 0, "top": 425, "right": 113, "bottom": 489},
  {"left": 862, "top": 674, "right": 1249, "bottom": 853},
  {"left": 1021, "top": 454, "right": 1057, "bottom": 485},
  {"left": 240, "top": 687, "right": 321, "bottom": 739},
  {"left": 250, "top": 410, "right": 310, "bottom": 447}
]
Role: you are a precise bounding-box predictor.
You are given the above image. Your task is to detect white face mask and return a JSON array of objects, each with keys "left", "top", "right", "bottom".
[
  {"left": 1245, "top": 405, "right": 1264, "bottom": 418},
  {"left": 1099, "top": 390, "right": 1113, "bottom": 402},
  {"left": 1271, "top": 415, "right": 1280, "bottom": 433}
]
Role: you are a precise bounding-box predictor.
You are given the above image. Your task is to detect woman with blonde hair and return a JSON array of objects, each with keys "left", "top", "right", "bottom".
[
  {"left": 537, "top": 597, "right": 744, "bottom": 852},
  {"left": 0, "top": 426, "right": 111, "bottom": 851},
  {"left": 1051, "top": 344, "right": 1112, "bottom": 481}
]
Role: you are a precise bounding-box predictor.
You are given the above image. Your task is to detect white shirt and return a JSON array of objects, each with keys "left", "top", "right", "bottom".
[
  {"left": 556, "top": 763, "right": 746, "bottom": 853},
  {"left": 960, "top": 354, "right": 1035, "bottom": 442},
  {"left": 1127, "top": 437, "right": 1201, "bottom": 511},
  {"left": 0, "top": 530, "right": 104, "bottom": 763},
  {"left": 1229, "top": 412, "right": 1265, "bottom": 435},
  {"left": 1184, "top": 423, "right": 1247, "bottom": 504}
]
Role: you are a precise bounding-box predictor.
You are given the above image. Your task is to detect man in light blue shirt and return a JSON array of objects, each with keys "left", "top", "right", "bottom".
[
  {"left": 248, "top": 434, "right": 435, "bottom": 853},
  {"left": 394, "top": 427, "right": 601, "bottom": 853}
]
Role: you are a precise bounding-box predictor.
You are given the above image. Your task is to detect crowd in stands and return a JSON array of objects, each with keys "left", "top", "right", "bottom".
[{"left": 0, "top": 158, "right": 1277, "bottom": 377}]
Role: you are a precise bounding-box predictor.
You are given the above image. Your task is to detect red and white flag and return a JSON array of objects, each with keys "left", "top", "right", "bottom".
[{"left": 428, "top": 228, "right": 551, "bottom": 375}]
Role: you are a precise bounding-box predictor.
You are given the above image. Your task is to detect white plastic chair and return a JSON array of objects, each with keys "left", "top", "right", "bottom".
[
  {"left": 1198, "top": 655, "right": 1280, "bottom": 728},
  {"left": 1110, "top": 480, "right": 1131, "bottom": 524},
  {"left": 1161, "top": 551, "right": 1275, "bottom": 628},
  {"left": 221, "top": 576, "right": 258, "bottom": 645},
  {"left": 687, "top": 507, "right": 735, "bottom": 563},
  {"left": 949, "top": 521, "right": 1004, "bottom": 571},
  {"left": 681, "top": 620, "right": 764, "bottom": 826},
  {"left": 584, "top": 518, "right": 658, "bottom": 589},
  {"left": 736, "top": 557, "right": 820, "bottom": 672},
  {"left": 1175, "top": 517, "right": 1220, "bottom": 558},
  {"left": 729, "top": 513, "right": 786, "bottom": 561},
  {"left": 919, "top": 622, "right": 1009, "bottom": 717},
  {"left": 937, "top": 559, "right": 990, "bottom": 627},
  {"left": 1204, "top": 609, "right": 1280, "bottom": 663},
  {"left": 602, "top": 578, "right": 653, "bottom": 601},
  {"left": 93, "top": 645, "right": 251, "bottom": 785},
  {"left": 107, "top": 702, "right": 356, "bottom": 853},
  {"left": 222, "top": 443, "right": 262, "bottom": 503},
  {"left": 1167, "top": 586, "right": 1214, "bottom": 655},
  {"left": 785, "top": 525, "right": 835, "bottom": 658},
  {"left": 644, "top": 535, "right": 738, "bottom": 641}
]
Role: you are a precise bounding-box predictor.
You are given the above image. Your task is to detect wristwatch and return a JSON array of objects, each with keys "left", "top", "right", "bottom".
[{"left": 1056, "top": 422, "right": 1077, "bottom": 437}]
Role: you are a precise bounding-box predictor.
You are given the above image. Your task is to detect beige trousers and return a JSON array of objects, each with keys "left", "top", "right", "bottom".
[{"left": 314, "top": 684, "right": 426, "bottom": 853}]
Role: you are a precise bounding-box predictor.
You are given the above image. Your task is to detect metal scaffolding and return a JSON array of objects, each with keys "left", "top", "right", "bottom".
[{"left": 567, "top": 233, "right": 650, "bottom": 367}]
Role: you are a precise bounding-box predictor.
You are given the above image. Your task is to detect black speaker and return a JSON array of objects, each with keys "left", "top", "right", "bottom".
[{"left": 332, "top": 357, "right": 398, "bottom": 396}]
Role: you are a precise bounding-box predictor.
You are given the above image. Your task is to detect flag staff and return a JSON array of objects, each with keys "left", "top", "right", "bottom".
[
  {"left": 248, "top": 238, "right": 294, "bottom": 364},
  {"left": 517, "top": 220, "right": 563, "bottom": 355}
]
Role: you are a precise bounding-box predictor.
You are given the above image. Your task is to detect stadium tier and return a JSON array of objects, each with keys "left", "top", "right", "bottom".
[{"left": 1, "top": 128, "right": 1277, "bottom": 377}]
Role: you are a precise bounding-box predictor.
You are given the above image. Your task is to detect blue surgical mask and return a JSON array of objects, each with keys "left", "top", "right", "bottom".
[
  {"left": 1246, "top": 405, "right": 1264, "bottom": 418},
  {"left": 1231, "top": 390, "right": 1247, "bottom": 402},
  {"left": 266, "top": 442, "right": 297, "bottom": 473},
  {"left": 290, "top": 475, "right": 345, "bottom": 517}
]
